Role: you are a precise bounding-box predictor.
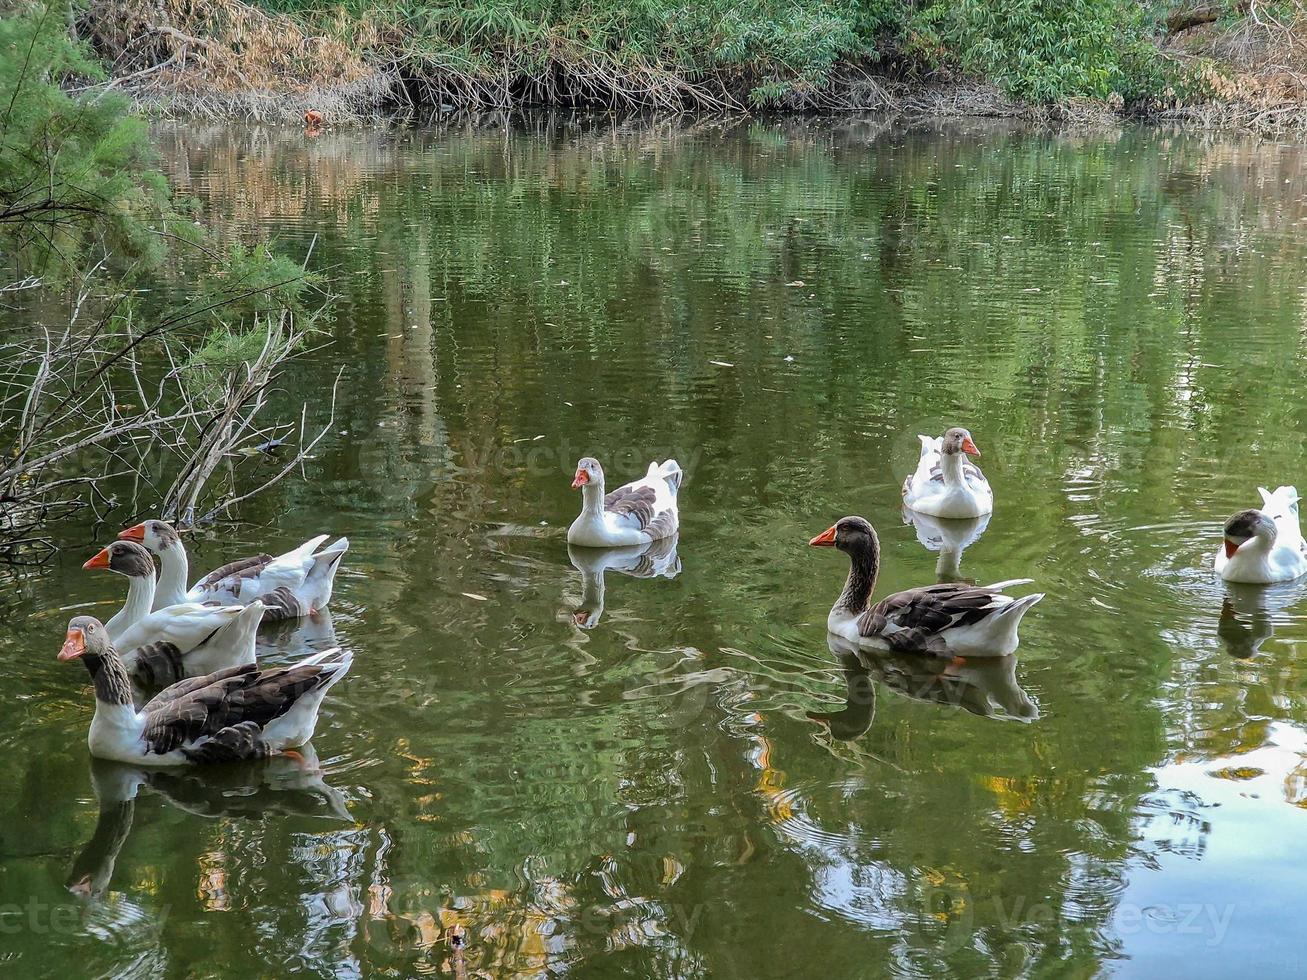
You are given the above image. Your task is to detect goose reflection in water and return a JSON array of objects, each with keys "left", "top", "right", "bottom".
[
  {"left": 810, "top": 635, "right": 1037, "bottom": 740},
  {"left": 566, "top": 534, "right": 681, "bottom": 629},
  {"left": 67, "top": 746, "right": 351, "bottom": 899},
  {"left": 255, "top": 607, "right": 342, "bottom": 662},
  {"left": 901, "top": 506, "right": 992, "bottom": 583},
  {"left": 1217, "top": 579, "right": 1307, "bottom": 659}
]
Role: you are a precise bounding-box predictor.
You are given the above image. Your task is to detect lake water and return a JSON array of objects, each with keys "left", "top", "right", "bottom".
[{"left": 3, "top": 115, "right": 1307, "bottom": 977}]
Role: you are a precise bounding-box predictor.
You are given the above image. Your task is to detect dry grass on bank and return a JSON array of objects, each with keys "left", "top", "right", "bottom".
[
  {"left": 78, "top": 0, "right": 397, "bottom": 120},
  {"left": 1162, "top": 5, "right": 1307, "bottom": 133}
]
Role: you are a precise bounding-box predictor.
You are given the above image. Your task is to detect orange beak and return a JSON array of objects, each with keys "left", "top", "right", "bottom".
[
  {"left": 809, "top": 525, "right": 837, "bottom": 547},
  {"left": 571, "top": 469, "right": 589, "bottom": 489},
  {"left": 82, "top": 547, "right": 111, "bottom": 570},
  {"left": 118, "top": 523, "right": 146, "bottom": 542},
  {"left": 961, "top": 437, "right": 981, "bottom": 457},
  {"left": 1224, "top": 538, "right": 1240, "bottom": 559},
  {"left": 59, "top": 628, "right": 85, "bottom": 661}
]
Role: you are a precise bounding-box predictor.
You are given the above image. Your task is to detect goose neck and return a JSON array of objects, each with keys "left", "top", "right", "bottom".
[
  {"left": 836, "top": 535, "right": 880, "bottom": 616},
  {"left": 579, "top": 478, "right": 606, "bottom": 515},
  {"left": 118, "top": 575, "right": 155, "bottom": 631},
  {"left": 940, "top": 450, "right": 966, "bottom": 488},
  {"left": 83, "top": 648, "right": 134, "bottom": 708},
  {"left": 154, "top": 541, "right": 189, "bottom": 608}
]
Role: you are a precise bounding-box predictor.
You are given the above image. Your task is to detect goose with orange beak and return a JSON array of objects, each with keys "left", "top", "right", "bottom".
[
  {"left": 82, "top": 540, "right": 262, "bottom": 685},
  {"left": 118, "top": 518, "right": 348, "bottom": 620},
  {"left": 1215, "top": 486, "right": 1307, "bottom": 583},
  {"left": 902, "top": 426, "right": 993, "bottom": 519},
  {"left": 566, "top": 456, "right": 683, "bottom": 548},
  {"left": 810, "top": 516, "right": 1042, "bottom": 657},
  {"left": 57, "top": 614, "right": 352, "bottom": 765}
]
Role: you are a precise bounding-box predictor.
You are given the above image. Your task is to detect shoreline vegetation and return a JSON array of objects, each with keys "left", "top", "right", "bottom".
[
  {"left": 0, "top": 3, "right": 333, "bottom": 562},
  {"left": 60, "top": 0, "right": 1307, "bottom": 133}
]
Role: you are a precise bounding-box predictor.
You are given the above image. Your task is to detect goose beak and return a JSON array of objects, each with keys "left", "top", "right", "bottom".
[
  {"left": 59, "top": 628, "right": 85, "bottom": 661},
  {"left": 809, "top": 526, "right": 837, "bottom": 547},
  {"left": 118, "top": 523, "right": 145, "bottom": 542},
  {"left": 82, "top": 548, "right": 111, "bottom": 570},
  {"left": 961, "top": 437, "right": 981, "bottom": 457},
  {"left": 571, "top": 469, "right": 589, "bottom": 489},
  {"left": 1224, "top": 538, "right": 1241, "bottom": 559}
]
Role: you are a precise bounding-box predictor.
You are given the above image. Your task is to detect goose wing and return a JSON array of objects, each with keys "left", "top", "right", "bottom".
[
  {"left": 141, "top": 659, "right": 341, "bottom": 757},
  {"left": 858, "top": 583, "right": 1013, "bottom": 654},
  {"left": 113, "top": 603, "right": 244, "bottom": 658}
]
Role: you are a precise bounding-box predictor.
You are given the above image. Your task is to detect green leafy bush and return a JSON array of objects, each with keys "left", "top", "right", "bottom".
[{"left": 905, "top": 0, "right": 1169, "bottom": 103}]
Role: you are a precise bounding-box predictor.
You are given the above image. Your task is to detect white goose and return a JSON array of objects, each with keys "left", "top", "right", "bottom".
[
  {"left": 902, "top": 427, "right": 993, "bottom": 519},
  {"left": 566, "top": 457, "right": 682, "bottom": 548},
  {"left": 58, "top": 615, "right": 352, "bottom": 766},
  {"left": 118, "top": 519, "right": 348, "bottom": 620},
  {"left": 83, "top": 540, "right": 262, "bottom": 685},
  {"left": 810, "top": 516, "right": 1043, "bottom": 658},
  {"left": 1215, "top": 486, "right": 1307, "bottom": 584}
]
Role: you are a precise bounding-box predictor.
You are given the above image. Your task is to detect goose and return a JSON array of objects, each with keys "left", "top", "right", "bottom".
[
  {"left": 57, "top": 615, "right": 352, "bottom": 766},
  {"left": 567, "top": 457, "right": 682, "bottom": 548},
  {"left": 83, "top": 540, "right": 262, "bottom": 684},
  {"left": 902, "top": 427, "right": 993, "bottom": 519},
  {"left": 567, "top": 534, "right": 681, "bottom": 628},
  {"left": 118, "top": 519, "right": 349, "bottom": 619},
  {"left": 1215, "top": 486, "right": 1307, "bottom": 584},
  {"left": 810, "top": 516, "right": 1043, "bottom": 657}
]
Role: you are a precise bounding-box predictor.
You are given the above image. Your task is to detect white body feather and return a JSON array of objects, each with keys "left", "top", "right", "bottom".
[{"left": 1215, "top": 486, "right": 1307, "bottom": 584}]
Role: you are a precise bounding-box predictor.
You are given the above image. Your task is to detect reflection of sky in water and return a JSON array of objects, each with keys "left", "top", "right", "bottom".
[{"left": 1116, "top": 723, "right": 1307, "bottom": 976}]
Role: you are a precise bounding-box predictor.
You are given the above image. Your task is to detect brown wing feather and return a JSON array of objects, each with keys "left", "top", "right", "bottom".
[
  {"left": 141, "top": 662, "right": 337, "bottom": 756},
  {"left": 198, "top": 553, "right": 275, "bottom": 590},
  {"left": 858, "top": 583, "right": 1004, "bottom": 654},
  {"left": 604, "top": 484, "right": 657, "bottom": 530}
]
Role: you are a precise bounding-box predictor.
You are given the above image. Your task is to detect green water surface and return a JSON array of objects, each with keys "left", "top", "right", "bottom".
[{"left": 3, "top": 115, "right": 1307, "bottom": 978}]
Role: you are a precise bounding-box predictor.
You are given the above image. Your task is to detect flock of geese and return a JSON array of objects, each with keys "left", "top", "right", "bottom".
[{"left": 57, "top": 424, "right": 1307, "bottom": 766}]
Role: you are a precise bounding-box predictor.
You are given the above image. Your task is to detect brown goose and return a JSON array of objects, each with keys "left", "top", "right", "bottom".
[
  {"left": 57, "top": 615, "right": 352, "bottom": 765},
  {"left": 810, "top": 516, "right": 1042, "bottom": 657}
]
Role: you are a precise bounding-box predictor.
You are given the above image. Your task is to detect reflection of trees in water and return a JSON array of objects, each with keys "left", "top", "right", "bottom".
[{"left": 100, "top": 117, "right": 1307, "bottom": 973}]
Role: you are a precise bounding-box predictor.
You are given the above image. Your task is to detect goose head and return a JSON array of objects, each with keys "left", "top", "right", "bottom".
[
  {"left": 942, "top": 427, "right": 981, "bottom": 458},
  {"left": 809, "top": 515, "right": 878, "bottom": 554},
  {"left": 1223, "top": 509, "right": 1276, "bottom": 559},
  {"left": 571, "top": 457, "right": 604, "bottom": 490},
  {"left": 83, "top": 540, "right": 156, "bottom": 580},
  {"left": 118, "top": 519, "right": 180, "bottom": 553},
  {"left": 59, "top": 616, "right": 111, "bottom": 662}
]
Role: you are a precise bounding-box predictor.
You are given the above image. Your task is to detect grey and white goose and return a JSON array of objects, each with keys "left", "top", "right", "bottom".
[
  {"left": 57, "top": 615, "right": 352, "bottom": 766},
  {"left": 83, "top": 540, "right": 262, "bottom": 685},
  {"left": 119, "top": 519, "right": 348, "bottom": 620},
  {"left": 567, "top": 457, "right": 682, "bottom": 548},
  {"left": 902, "top": 427, "right": 993, "bottom": 519},
  {"left": 810, "top": 516, "right": 1043, "bottom": 657}
]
